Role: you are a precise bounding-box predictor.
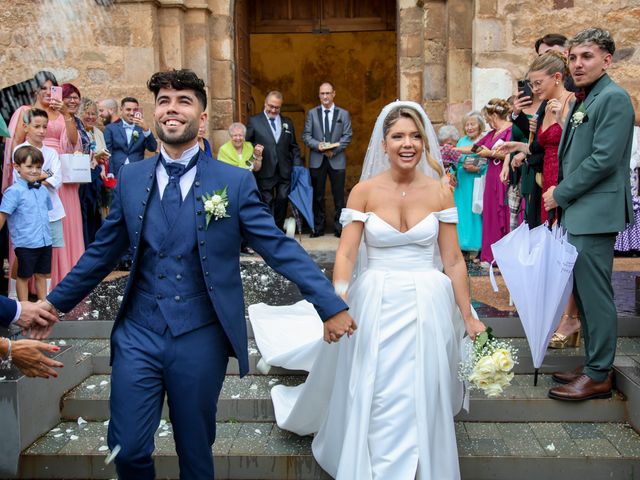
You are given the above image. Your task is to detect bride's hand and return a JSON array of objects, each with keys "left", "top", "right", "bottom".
[
  {"left": 464, "top": 317, "right": 487, "bottom": 341},
  {"left": 323, "top": 311, "right": 357, "bottom": 343}
]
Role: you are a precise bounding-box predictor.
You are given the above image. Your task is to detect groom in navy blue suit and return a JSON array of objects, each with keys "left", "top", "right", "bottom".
[
  {"left": 45, "top": 70, "right": 354, "bottom": 479},
  {"left": 104, "top": 97, "right": 158, "bottom": 177}
]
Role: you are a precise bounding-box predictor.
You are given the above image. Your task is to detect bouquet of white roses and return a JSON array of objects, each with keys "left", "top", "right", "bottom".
[{"left": 459, "top": 327, "right": 517, "bottom": 398}]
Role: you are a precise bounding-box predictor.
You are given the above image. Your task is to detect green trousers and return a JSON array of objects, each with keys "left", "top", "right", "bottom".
[{"left": 568, "top": 233, "right": 617, "bottom": 382}]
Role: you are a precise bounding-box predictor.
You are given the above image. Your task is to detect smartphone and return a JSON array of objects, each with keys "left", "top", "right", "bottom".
[
  {"left": 517, "top": 80, "right": 533, "bottom": 100},
  {"left": 470, "top": 144, "right": 482, "bottom": 153},
  {"left": 133, "top": 107, "right": 143, "bottom": 119},
  {"left": 50, "top": 86, "right": 63, "bottom": 102}
]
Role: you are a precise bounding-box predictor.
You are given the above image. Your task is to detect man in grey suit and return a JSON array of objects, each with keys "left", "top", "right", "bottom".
[
  {"left": 302, "top": 82, "right": 352, "bottom": 237},
  {"left": 544, "top": 28, "right": 635, "bottom": 401}
]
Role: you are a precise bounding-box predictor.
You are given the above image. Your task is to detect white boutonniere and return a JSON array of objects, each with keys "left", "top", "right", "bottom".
[
  {"left": 571, "top": 104, "right": 587, "bottom": 129},
  {"left": 132, "top": 130, "right": 140, "bottom": 141},
  {"left": 203, "top": 187, "right": 230, "bottom": 227},
  {"left": 282, "top": 122, "right": 289, "bottom": 131}
]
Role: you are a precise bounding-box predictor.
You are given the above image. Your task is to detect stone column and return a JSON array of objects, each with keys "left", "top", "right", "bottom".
[
  {"left": 446, "top": 0, "right": 473, "bottom": 127},
  {"left": 157, "top": 3, "right": 186, "bottom": 70},
  {"left": 398, "top": 1, "right": 424, "bottom": 104},
  {"left": 422, "top": 0, "right": 447, "bottom": 124},
  {"left": 207, "top": 0, "right": 235, "bottom": 151}
]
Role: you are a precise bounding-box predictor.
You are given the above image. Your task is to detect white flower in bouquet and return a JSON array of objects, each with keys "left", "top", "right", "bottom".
[
  {"left": 459, "top": 327, "right": 517, "bottom": 398},
  {"left": 491, "top": 348, "right": 514, "bottom": 372}
]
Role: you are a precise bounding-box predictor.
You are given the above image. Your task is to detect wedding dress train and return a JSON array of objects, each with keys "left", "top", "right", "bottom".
[{"left": 249, "top": 207, "right": 466, "bottom": 479}]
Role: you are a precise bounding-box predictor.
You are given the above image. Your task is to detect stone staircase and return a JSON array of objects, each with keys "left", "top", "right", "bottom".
[{"left": 3, "top": 259, "right": 640, "bottom": 479}]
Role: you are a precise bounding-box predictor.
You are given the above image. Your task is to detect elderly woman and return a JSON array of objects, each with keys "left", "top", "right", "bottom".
[
  {"left": 78, "top": 98, "right": 107, "bottom": 246},
  {"left": 217, "top": 122, "right": 263, "bottom": 171},
  {"left": 454, "top": 112, "right": 486, "bottom": 257}
]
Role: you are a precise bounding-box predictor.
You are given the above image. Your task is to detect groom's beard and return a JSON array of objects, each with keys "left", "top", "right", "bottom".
[{"left": 155, "top": 120, "right": 200, "bottom": 146}]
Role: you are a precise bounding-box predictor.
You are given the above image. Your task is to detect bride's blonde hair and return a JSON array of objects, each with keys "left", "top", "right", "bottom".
[{"left": 382, "top": 106, "right": 444, "bottom": 177}]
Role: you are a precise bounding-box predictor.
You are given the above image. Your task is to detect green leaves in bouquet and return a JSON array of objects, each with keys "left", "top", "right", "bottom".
[{"left": 475, "top": 326, "right": 494, "bottom": 350}]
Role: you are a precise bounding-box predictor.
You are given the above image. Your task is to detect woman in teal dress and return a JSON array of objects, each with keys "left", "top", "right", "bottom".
[{"left": 454, "top": 111, "right": 486, "bottom": 255}]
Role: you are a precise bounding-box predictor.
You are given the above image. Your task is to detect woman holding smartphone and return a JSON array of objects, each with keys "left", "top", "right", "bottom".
[
  {"left": 2, "top": 71, "right": 78, "bottom": 191},
  {"left": 1, "top": 71, "right": 80, "bottom": 298},
  {"left": 497, "top": 52, "right": 580, "bottom": 350}
]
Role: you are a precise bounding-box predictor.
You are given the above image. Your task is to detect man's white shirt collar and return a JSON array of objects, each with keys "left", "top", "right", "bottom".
[
  {"left": 160, "top": 143, "right": 200, "bottom": 165},
  {"left": 156, "top": 143, "right": 200, "bottom": 199}
]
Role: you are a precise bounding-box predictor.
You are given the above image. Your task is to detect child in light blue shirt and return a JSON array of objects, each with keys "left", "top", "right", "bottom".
[{"left": 0, "top": 145, "right": 52, "bottom": 300}]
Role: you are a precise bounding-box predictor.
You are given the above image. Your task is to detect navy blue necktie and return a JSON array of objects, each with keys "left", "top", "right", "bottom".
[
  {"left": 160, "top": 154, "right": 198, "bottom": 225},
  {"left": 269, "top": 118, "right": 277, "bottom": 132},
  {"left": 324, "top": 109, "right": 331, "bottom": 142}
]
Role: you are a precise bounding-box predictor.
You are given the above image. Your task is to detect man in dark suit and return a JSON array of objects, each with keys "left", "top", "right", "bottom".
[
  {"left": 246, "top": 91, "right": 302, "bottom": 230},
  {"left": 104, "top": 97, "right": 158, "bottom": 177},
  {"left": 545, "top": 28, "right": 635, "bottom": 401},
  {"left": 302, "top": 82, "right": 352, "bottom": 237},
  {"left": 44, "top": 70, "right": 354, "bottom": 480},
  {"left": 0, "top": 297, "right": 61, "bottom": 378}
]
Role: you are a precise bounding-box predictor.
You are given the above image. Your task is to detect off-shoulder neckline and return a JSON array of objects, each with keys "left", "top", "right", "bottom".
[{"left": 343, "top": 207, "right": 456, "bottom": 234}]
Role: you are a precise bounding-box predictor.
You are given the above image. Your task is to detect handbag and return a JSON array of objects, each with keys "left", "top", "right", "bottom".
[
  {"left": 60, "top": 153, "right": 91, "bottom": 183},
  {"left": 472, "top": 174, "right": 486, "bottom": 214}
]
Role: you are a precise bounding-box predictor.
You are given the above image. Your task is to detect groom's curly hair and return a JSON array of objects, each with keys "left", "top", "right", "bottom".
[{"left": 147, "top": 69, "right": 207, "bottom": 111}]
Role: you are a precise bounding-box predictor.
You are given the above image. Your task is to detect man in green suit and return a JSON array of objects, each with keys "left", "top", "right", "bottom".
[{"left": 544, "top": 28, "right": 635, "bottom": 401}]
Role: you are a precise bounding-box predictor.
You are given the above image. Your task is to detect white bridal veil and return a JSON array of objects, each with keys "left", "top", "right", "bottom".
[
  {"left": 348, "top": 100, "right": 447, "bottom": 278},
  {"left": 360, "top": 100, "right": 445, "bottom": 182}
]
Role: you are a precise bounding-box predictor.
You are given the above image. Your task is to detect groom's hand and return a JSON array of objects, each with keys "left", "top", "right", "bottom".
[{"left": 323, "top": 311, "right": 357, "bottom": 343}]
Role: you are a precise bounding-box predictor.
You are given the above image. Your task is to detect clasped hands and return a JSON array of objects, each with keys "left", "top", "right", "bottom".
[
  {"left": 323, "top": 310, "right": 357, "bottom": 344},
  {"left": 16, "top": 300, "right": 59, "bottom": 340}
]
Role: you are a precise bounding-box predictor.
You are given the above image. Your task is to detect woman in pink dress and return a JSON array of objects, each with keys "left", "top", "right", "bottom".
[
  {"left": 4, "top": 71, "right": 82, "bottom": 291},
  {"left": 457, "top": 98, "right": 513, "bottom": 263}
]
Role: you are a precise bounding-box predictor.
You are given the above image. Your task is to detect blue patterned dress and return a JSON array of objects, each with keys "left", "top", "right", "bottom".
[{"left": 453, "top": 136, "right": 485, "bottom": 251}]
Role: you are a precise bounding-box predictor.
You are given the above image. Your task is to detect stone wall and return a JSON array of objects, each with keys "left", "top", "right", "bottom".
[
  {"left": 1, "top": 0, "right": 637, "bottom": 151},
  {"left": 472, "top": 0, "right": 640, "bottom": 116}
]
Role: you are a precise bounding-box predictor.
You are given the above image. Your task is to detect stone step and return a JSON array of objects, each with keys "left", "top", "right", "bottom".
[
  {"left": 47, "top": 313, "right": 640, "bottom": 340},
  {"left": 53, "top": 337, "right": 640, "bottom": 376},
  {"left": 61, "top": 373, "right": 627, "bottom": 424},
  {"left": 19, "top": 420, "right": 640, "bottom": 479}
]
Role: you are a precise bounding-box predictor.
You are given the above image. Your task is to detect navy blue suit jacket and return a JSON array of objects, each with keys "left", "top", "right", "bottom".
[
  {"left": 48, "top": 151, "right": 347, "bottom": 376},
  {"left": 104, "top": 121, "right": 158, "bottom": 177},
  {"left": 0, "top": 296, "right": 18, "bottom": 328}
]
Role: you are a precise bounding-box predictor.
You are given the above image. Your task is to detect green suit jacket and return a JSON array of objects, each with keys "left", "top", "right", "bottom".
[{"left": 554, "top": 74, "right": 635, "bottom": 235}]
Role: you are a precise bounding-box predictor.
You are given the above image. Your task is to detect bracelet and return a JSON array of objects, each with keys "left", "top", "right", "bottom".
[
  {"left": 0, "top": 338, "right": 12, "bottom": 370},
  {"left": 334, "top": 280, "right": 349, "bottom": 296}
]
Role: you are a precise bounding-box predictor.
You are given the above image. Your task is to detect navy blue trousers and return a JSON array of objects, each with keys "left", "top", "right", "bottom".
[{"left": 108, "top": 318, "right": 229, "bottom": 479}]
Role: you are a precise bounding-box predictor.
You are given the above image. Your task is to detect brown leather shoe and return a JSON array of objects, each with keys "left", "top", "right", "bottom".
[
  {"left": 552, "top": 366, "right": 584, "bottom": 384},
  {"left": 548, "top": 374, "right": 613, "bottom": 401}
]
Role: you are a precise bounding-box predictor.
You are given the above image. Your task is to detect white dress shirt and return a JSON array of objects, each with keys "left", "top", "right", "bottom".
[
  {"left": 156, "top": 143, "right": 200, "bottom": 200},
  {"left": 122, "top": 120, "right": 151, "bottom": 165},
  {"left": 321, "top": 103, "right": 335, "bottom": 138}
]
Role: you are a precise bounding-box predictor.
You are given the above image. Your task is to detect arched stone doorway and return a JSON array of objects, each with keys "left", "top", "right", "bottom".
[{"left": 233, "top": 0, "right": 397, "bottom": 190}]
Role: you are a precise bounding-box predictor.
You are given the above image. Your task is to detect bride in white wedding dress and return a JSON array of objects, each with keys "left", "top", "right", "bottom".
[{"left": 249, "top": 101, "right": 486, "bottom": 479}]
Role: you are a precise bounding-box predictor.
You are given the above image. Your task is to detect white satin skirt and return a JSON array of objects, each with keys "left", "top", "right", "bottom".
[{"left": 249, "top": 266, "right": 466, "bottom": 479}]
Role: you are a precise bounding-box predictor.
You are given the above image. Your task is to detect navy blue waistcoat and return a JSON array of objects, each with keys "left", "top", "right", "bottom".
[{"left": 126, "top": 182, "right": 218, "bottom": 336}]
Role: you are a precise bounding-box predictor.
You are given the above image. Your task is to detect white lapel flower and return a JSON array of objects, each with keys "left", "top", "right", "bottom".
[
  {"left": 571, "top": 104, "right": 587, "bottom": 129},
  {"left": 132, "top": 130, "right": 140, "bottom": 142},
  {"left": 282, "top": 122, "right": 289, "bottom": 131},
  {"left": 203, "top": 187, "right": 230, "bottom": 227}
]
